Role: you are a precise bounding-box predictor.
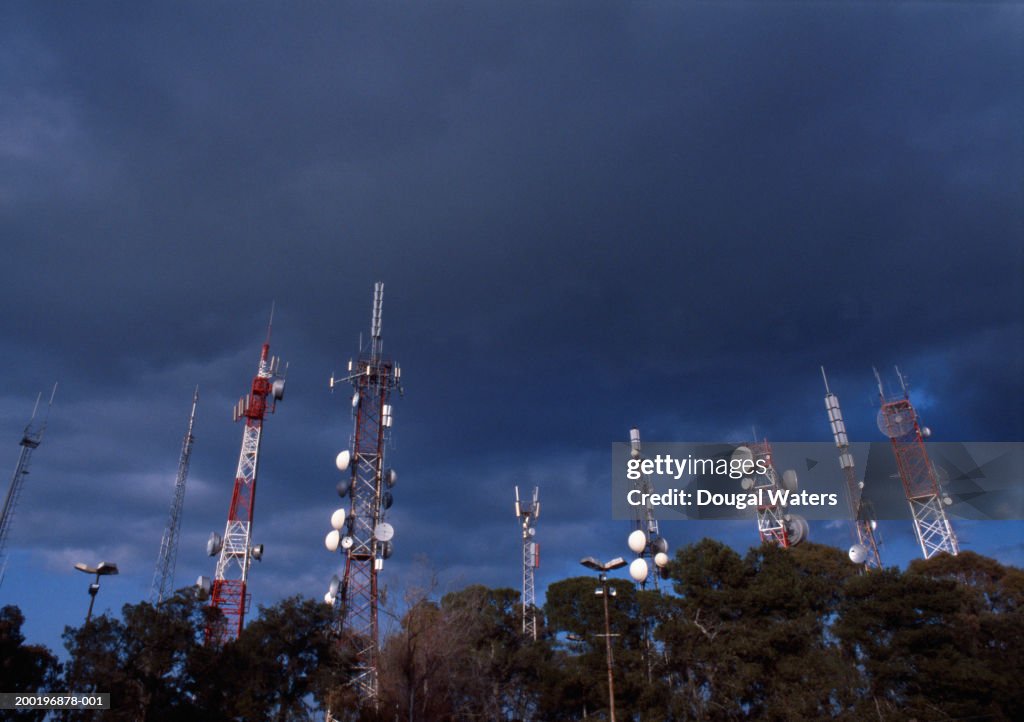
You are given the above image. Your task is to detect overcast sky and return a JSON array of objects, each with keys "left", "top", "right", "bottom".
[{"left": 2, "top": 2, "right": 1021, "bottom": 656}]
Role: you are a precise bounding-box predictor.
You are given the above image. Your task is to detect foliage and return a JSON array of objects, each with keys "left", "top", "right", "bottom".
[
  {"left": 5, "top": 542, "right": 1017, "bottom": 720},
  {"left": 0, "top": 605, "right": 60, "bottom": 722}
]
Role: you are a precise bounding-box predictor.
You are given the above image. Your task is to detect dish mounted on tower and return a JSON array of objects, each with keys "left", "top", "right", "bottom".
[
  {"left": 514, "top": 485, "right": 540, "bottom": 641},
  {"left": 626, "top": 429, "right": 669, "bottom": 588},
  {"left": 197, "top": 309, "right": 286, "bottom": 643},
  {"left": 820, "top": 367, "right": 882, "bottom": 570},
  {"left": 874, "top": 366, "right": 957, "bottom": 560},
  {"left": 733, "top": 436, "right": 807, "bottom": 548},
  {"left": 324, "top": 282, "right": 403, "bottom": 710}
]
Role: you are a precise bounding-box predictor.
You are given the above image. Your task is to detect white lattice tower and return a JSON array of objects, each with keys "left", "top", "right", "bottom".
[{"left": 515, "top": 485, "right": 539, "bottom": 640}]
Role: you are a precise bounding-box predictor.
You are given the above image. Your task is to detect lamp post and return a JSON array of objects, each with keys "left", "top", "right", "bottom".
[
  {"left": 580, "top": 556, "right": 627, "bottom": 722},
  {"left": 74, "top": 561, "right": 118, "bottom": 625}
]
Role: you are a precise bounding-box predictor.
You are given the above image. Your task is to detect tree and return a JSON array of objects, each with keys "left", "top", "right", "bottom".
[{"left": 0, "top": 605, "right": 60, "bottom": 722}]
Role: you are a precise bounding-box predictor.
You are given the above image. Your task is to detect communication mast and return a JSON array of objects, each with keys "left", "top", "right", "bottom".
[
  {"left": 198, "top": 313, "right": 287, "bottom": 642},
  {"left": 734, "top": 436, "right": 808, "bottom": 548},
  {"left": 324, "top": 282, "right": 402, "bottom": 707},
  {"left": 874, "top": 366, "right": 958, "bottom": 559},
  {"left": 625, "top": 429, "right": 669, "bottom": 588},
  {"left": 821, "top": 368, "right": 882, "bottom": 570},
  {"left": 150, "top": 387, "right": 199, "bottom": 604},
  {"left": 0, "top": 384, "right": 56, "bottom": 588},
  {"left": 514, "top": 485, "right": 540, "bottom": 640}
]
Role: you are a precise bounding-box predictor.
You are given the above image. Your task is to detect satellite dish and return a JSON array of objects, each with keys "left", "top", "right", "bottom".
[
  {"left": 351, "top": 391, "right": 360, "bottom": 409},
  {"left": 374, "top": 523, "right": 394, "bottom": 542},
  {"left": 331, "top": 508, "right": 347, "bottom": 530},
  {"left": 341, "top": 535, "right": 354, "bottom": 550},
  {"left": 382, "top": 491, "right": 393, "bottom": 510},
  {"left": 328, "top": 574, "right": 341, "bottom": 597},
  {"left": 627, "top": 530, "right": 647, "bottom": 554},
  {"left": 325, "top": 530, "right": 340, "bottom": 552},
  {"left": 206, "top": 532, "right": 222, "bottom": 557},
  {"left": 324, "top": 592, "right": 334, "bottom": 604},
  {"left": 629, "top": 558, "right": 649, "bottom": 583},
  {"left": 336, "top": 450, "right": 351, "bottom": 472},
  {"left": 849, "top": 544, "right": 868, "bottom": 564},
  {"left": 786, "top": 514, "right": 809, "bottom": 546},
  {"left": 781, "top": 469, "right": 798, "bottom": 492},
  {"left": 272, "top": 378, "right": 286, "bottom": 401},
  {"left": 251, "top": 543, "right": 264, "bottom": 561},
  {"left": 385, "top": 468, "right": 397, "bottom": 487},
  {"left": 869, "top": 519, "right": 878, "bottom": 531},
  {"left": 876, "top": 408, "right": 914, "bottom": 438},
  {"left": 741, "top": 477, "right": 754, "bottom": 490},
  {"left": 731, "top": 445, "right": 753, "bottom": 464},
  {"left": 336, "top": 478, "right": 351, "bottom": 497},
  {"left": 654, "top": 552, "right": 669, "bottom": 568},
  {"left": 652, "top": 537, "right": 669, "bottom": 555},
  {"left": 196, "top": 575, "right": 211, "bottom": 600},
  {"left": 921, "top": 426, "right": 932, "bottom": 438},
  {"left": 381, "top": 541, "right": 393, "bottom": 559},
  {"left": 942, "top": 495, "right": 953, "bottom": 506}
]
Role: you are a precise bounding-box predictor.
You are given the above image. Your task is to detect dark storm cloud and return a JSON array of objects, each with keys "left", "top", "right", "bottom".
[{"left": 0, "top": 2, "right": 1020, "bottom": 652}]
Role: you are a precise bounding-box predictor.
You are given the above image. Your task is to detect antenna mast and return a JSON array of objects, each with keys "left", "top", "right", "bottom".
[
  {"left": 198, "top": 312, "right": 287, "bottom": 642},
  {"left": 821, "top": 367, "right": 881, "bottom": 570},
  {"left": 737, "top": 435, "right": 808, "bottom": 549},
  {"left": 0, "top": 384, "right": 56, "bottom": 588},
  {"left": 150, "top": 387, "right": 199, "bottom": 604},
  {"left": 874, "top": 366, "right": 958, "bottom": 559},
  {"left": 626, "top": 429, "right": 669, "bottom": 588},
  {"left": 325, "top": 282, "right": 402, "bottom": 710},
  {"left": 514, "top": 485, "right": 540, "bottom": 640}
]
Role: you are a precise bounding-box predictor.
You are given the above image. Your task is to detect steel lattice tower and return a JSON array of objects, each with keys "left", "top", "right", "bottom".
[
  {"left": 514, "top": 486, "right": 540, "bottom": 640},
  {"left": 626, "top": 429, "right": 668, "bottom": 589},
  {"left": 749, "top": 438, "right": 790, "bottom": 547},
  {"left": 151, "top": 387, "right": 199, "bottom": 604},
  {"left": 875, "top": 366, "right": 958, "bottom": 559},
  {"left": 0, "top": 385, "right": 56, "bottom": 588},
  {"left": 821, "top": 367, "right": 882, "bottom": 570},
  {"left": 202, "top": 319, "right": 286, "bottom": 643},
  {"left": 327, "top": 282, "right": 402, "bottom": 707},
  {"left": 738, "top": 437, "right": 808, "bottom": 548}
]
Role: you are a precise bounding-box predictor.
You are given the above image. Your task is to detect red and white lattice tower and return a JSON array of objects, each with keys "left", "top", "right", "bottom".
[
  {"left": 821, "top": 367, "right": 882, "bottom": 570},
  {"left": 737, "top": 437, "right": 808, "bottom": 548},
  {"left": 626, "top": 429, "right": 669, "bottom": 589},
  {"left": 200, "top": 315, "right": 286, "bottom": 643},
  {"left": 514, "top": 485, "right": 540, "bottom": 640},
  {"left": 874, "top": 366, "right": 958, "bottom": 560},
  {"left": 324, "top": 282, "right": 402, "bottom": 708}
]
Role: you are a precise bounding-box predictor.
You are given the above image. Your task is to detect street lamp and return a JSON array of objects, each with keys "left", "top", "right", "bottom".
[
  {"left": 580, "top": 556, "right": 627, "bottom": 722},
  {"left": 74, "top": 561, "right": 118, "bottom": 625}
]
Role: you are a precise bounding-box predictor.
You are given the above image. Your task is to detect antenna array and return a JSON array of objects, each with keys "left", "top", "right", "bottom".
[
  {"left": 820, "top": 367, "right": 882, "bottom": 570},
  {"left": 198, "top": 313, "right": 287, "bottom": 642},
  {"left": 324, "top": 281, "right": 403, "bottom": 709},
  {"left": 874, "top": 366, "right": 958, "bottom": 559},
  {"left": 514, "top": 485, "right": 540, "bottom": 640},
  {"left": 626, "top": 429, "right": 670, "bottom": 588}
]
